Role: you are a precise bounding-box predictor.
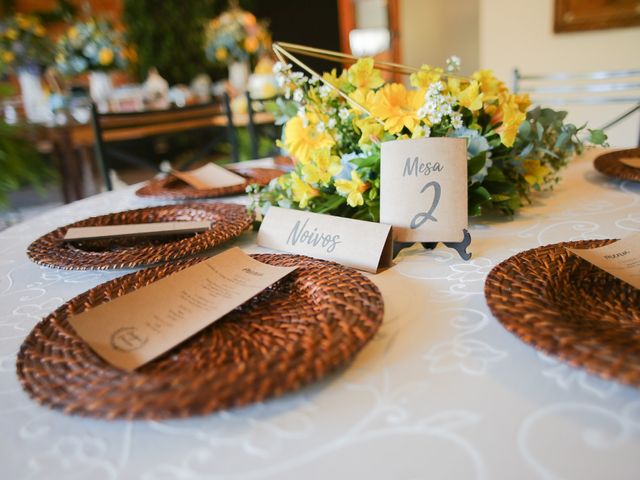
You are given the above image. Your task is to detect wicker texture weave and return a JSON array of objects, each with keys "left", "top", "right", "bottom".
[
  {"left": 27, "top": 203, "right": 252, "bottom": 270},
  {"left": 135, "top": 167, "right": 283, "bottom": 199},
  {"left": 485, "top": 240, "right": 640, "bottom": 387},
  {"left": 17, "top": 254, "right": 384, "bottom": 419},
  {"left": 594, "top": 148, "right": 640, "bottom": 182}
]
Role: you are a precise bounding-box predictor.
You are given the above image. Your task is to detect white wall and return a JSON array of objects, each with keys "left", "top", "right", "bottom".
[
  {"left": 480, "top": 0, "right": 640, "bottom": 147},
  {"left": 400, "top": 0, "right": 479, "bottom": 75}
]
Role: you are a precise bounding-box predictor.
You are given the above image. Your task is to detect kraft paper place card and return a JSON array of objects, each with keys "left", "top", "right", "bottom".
[
  {"left": 257, "top": 207, "right": 393, "bottom": 273},
  {"left": 68, "top": 247, "right": 297, "bottom": 371},
  {"left": 63, "top": 221, "right": 211, "bottom": 241},
  {"left": 566, "top": 233, "right": 640, "bottom": 289},
  {"left": 619, "top": 157, "right": 640, "bottom": 169},
  {"left": 172, "top": 163, "right": 246, "bottom": 190},
  {"left": 380, "top": 137, "right": 468, "bottom": 243}
]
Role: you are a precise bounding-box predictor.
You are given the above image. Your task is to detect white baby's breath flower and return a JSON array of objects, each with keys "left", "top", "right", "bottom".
[
  {"left": 284, "top": 87, "right": 292, "bottom": 99},
  {"left": 446, "top": 55, "right": 461, "bottom": 72},
  {"left": 316, "top": 122, "right": 326, "bottom": 133},
  {"left": 451, "top": 112, "right": 463, "bottom": 129},
  {"left": 293, "top": 89, "right": 304, "bottom": 102},
  {"left": 318, "top": 84, "right": 331, "bottom": 98},
  {"left": 338, "top": 108, "right": 350, "bottom": 121},
  {"left": 423, "top": 125, "right": 431, "bottom": 137},
  {"left": 327, "top": 117, "right": 337, "bottom": 128}
]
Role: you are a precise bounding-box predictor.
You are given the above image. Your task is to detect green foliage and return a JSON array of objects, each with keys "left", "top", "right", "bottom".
[
  {"left": 0, "top": 86, "right": 57, "bottom": 209},
  {"left": 122, "top": 0, "right": 218, "bottom": 84}
]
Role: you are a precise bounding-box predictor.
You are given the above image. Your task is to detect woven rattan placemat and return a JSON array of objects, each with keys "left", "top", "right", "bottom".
[
  {"left": 135, "top": 167, "right": 283, "bottom": 199},
  {"left": 27, "top": 203, "right": 252, "bottom": 270},
  {"left": 17, "top": 254, "right": 384, "bottom": 419},
  {"left": 485, "top": 239, "right": 640, "bottom": 387},
  {"left": 594, "top": 148, "right": 640, "bottom": 182}
]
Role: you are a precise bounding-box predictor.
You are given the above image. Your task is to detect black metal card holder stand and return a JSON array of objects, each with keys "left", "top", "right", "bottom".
[{"left": 392, "top": 228, "right": 472, "bottom": 261}]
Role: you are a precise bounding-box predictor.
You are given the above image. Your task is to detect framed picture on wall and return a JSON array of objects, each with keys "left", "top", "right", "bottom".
[{"left": 554, "top": 0, "right": 640, "bottom": 33}]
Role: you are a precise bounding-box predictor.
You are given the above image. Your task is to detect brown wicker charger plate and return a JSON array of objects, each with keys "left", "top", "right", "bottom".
[
  {"left": 485, "top": 239, "right": 640, "bottom": 387},
  {"left": 27, "top": 203, "right": 252, "bottom": 270},
  {"left": 16, "top": 254, "right": 384, "bottom": 420},
  {"left": 593, "top": 148, "right": 640, "bottom": 182},
  {"left": 135, "top": 166, "right": 283, "bottom": 199}
]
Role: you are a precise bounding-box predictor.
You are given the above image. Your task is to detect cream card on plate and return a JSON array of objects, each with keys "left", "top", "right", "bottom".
[
  {"left": 68, "top": 247, "right": 297, "bottom": 371},
  {"left": 566, "top": 233, "right": 640, "bottom": 289},
  {"left": 172, "top": 163, "right": 246, "bottom": 190},
  {"left": 257, "top": 207, "right": 392, "bottom": 273},
  {"left": 619, "top": 157, "right": 640, "bottom": 169},
  {"left": 63, "top": 221, "right": 211, "bottom": 241},
  {"left": 380, "top": 137, "right": 468, "bottom": 243}
]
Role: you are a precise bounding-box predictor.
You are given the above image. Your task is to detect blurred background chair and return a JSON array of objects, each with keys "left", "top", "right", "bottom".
[
  {"left": 91, "top": 100, "right": 231, "bottom": 191},
  {"left": 513, "top": 68, "right": 640, "bottom": 146}
]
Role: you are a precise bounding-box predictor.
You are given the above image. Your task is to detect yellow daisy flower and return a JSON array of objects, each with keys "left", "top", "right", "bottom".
[
  {"left": 2, "top": 51, "right": 15, "bottom": 63},
  {"left": 457, "top": 80, "right": 484, "bottom": 111},
  {"left": 98, "top": 48, "right": 114, "bottom": 66},
  {"left": 347, "top": 57, "right": 384, "bottom": 92},
  {"left": 498, "top": 101, "right": 526, "bottom": 147},
  {"left": 472, "top": 70, "right": 503, "bottom": 101},
  {"left": 290, "top": 172, "right": 319, "bottom": 208},
  {"left": 335, "top": 171, "right": 369, "bottom": 207},
  {"left": 370, "top": 83, "right": 423, "bottom": 134},
  {"left": 5, "top": 28, "right": 18, "bottom": 40},
  {"left": 301, "top": 147, "right": 342, "bottom": 185},
  {"left": 215, "top": 47, "right": 228, "bottom": 61},
  {"left": 410, "top": 64, "right": 443, "bottom": 89},
  {"left": 354, "top": 117, "right": 384, "bottom": 145},
  {"left": 244, "top": 36, "right": 259, "bottom": 53},
  {"left": 523, "top": 159, "right": 551, "bottom": 186},
  {"left": 284, "top": 116, "right": 335, "bottom": 165}
]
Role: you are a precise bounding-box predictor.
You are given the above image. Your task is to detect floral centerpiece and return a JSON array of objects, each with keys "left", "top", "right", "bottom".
[
  {"left": 55, "top": 17, "right": 130, "bottom": 75},
  {"left": 249, "top": 58, "right": 606, "bottom": 221},
  {"left": 0, "top": 14, "right": 54, "bottom": 121},
  {"left": 204, "top": 6, "right": 271, "bottom": 90},
  {"left": 0, "top": 13, "right": 53, "bottom": 74}
]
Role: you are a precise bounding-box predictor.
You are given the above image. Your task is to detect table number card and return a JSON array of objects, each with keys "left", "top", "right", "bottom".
[
  {"left": 566, "top": 233, "right": 640, "bottom": 289},
  {"left": 172, "top": 163, "right": 246, "bottom": 190},
  {"left": 380, "top": 137, "right": 468, "bottom": 243},
  {"left": 257, "top": 207, "right": 393, "bottom": 273},
  {"left": 68, "top": 247, "right": 297, "bottom": 371}
]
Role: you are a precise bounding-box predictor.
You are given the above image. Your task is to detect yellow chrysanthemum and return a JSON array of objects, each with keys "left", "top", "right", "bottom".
[
  {"left": 98, "top": 48, "right": 114, "bottom": 66},
  {"left": 33, "top": 24, "right": 46, "bottom": 37},
  {"left": 347, "top": 57, "right": 384, "bottom": 92},
  {"left": 410, "top": 65, "right": 443, "bottom": 89},
  {"left": 523, "top": 159, "right": 551, "bottom": 186},
  {"left": 290, "top": 172, "right": 319, "bottom": 208},
  {"left": 335, "top": 171, "right": 369, "bottom": 207},
  {"left": 354, "top": 117, "right": 384, "bottom": 145},
  {"left": 457, "top": 80, "right": 484, "bottom": 111},
  {"left": 301, "top": 147, "right": 342, "bottom": 185},
  {"left": 244, "top": 36, "right": 259, "bottom": 53},
  {"left": 5, "top": 28, "right": 18, "bottom": 40},
  {"left": 16, "top": 15, "right": 30, "bottom": 29},
  {"left": 370, "top": 83, "right": 423, "bottom": 134},
  {"left": 513, "top": 93, "right": 531, "bottom": 113},
  {"left": 349, "top": 88, "right": 376, "bottom": 113},
  {"left": 2, "top": 51, "right": 15, "bottom": 63},
  {"left": 284, "top": 116, "right": 335, "bottom": 164},
  {"left": 322, "top": 68, "right": 350, "bottom": 92},
  {"left": 498, "top": 101, "right": 526, "bottom": 147},
  {"left": 472, "top": 70, "right": 503, "bottom": 101},
  {"left": 215, "top": 47, "right": 228, "bottom": 61}
]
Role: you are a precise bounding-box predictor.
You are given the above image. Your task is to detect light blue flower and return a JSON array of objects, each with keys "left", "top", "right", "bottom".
[
  {"left": 449, "top": 127, "right": 492, "bottom": 183},
  {"left": 337, "top": 152, "right": 367, "bottom": 180}
]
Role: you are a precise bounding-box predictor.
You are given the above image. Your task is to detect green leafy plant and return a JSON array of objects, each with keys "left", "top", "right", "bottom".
[{"left": 0, "top": 86, "right": 57, "bottom": 209}]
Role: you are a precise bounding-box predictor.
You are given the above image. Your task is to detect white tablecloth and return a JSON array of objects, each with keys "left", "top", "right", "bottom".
[{"left": 1, "top": 150, "right": 639, "bottom": 479}]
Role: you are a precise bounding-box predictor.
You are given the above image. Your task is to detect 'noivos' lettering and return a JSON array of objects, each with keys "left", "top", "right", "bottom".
[
  {"left": 286, "top": 219, "right": 342, "bottom": 253},
  {"left": 403, "top": 156, "right": 444, "bottom": 177}
]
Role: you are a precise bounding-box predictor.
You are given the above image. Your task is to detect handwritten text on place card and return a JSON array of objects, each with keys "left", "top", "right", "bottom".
[
  {"left": 257, "top": 207, "right": 392, "bottom": 273},
  {"left": 68, "top": 247, "right": 297, "bottom": 371},
  {"left": 172, "top": 163, "right": 246, "bottom": 190},
  {"left": 63, "top": 221, "right": 211, "bottom": 241},
  {"left": 380, "top": 137, "right": 468, "bottom": 243},
  {"left": 566, "top": 233, "right": 640, "bottom": 290}
]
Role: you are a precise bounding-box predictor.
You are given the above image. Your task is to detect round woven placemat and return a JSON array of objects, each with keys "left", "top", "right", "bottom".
[
  {"left": 593, "top": 148, "right": 640, "bottom": 182},
  {"left": 485, "top": 239, "right": 640, "bottom": 387},
  {"left": 135, "top": 167, "right": 283, "bottom": 199},
  {"left": 27, "top": 203, "right": 252, "bottom": 270},
  {"left": 16, "top": 254, "right": 384, "bottom": 420}
]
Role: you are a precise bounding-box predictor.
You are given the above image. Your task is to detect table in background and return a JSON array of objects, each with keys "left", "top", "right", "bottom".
[{"left": 0, "top": 151, "right": 639, "bottom": 479}]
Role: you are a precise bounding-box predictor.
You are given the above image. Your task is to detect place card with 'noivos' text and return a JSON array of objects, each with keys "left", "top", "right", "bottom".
[
  {"left": 256, "top": 207, "right": 393, "bottom": 273},
  {"left": 566, "top": 233, "right": 640, "bottom": 289},
  {"left": 172, "top": 163, "right": 246, "bottom": 190},
  {"left": 63, "top": 221, "right": 211, "bottom": 241},
  {"left": 380, "top": 137, "right": 468, "bottom": 243},
  {"left": 68, "top": 247, "right": 297, "bottom": 371},
  {"left": 619, "top": 157, "right": 640, "bottom": 169}
]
